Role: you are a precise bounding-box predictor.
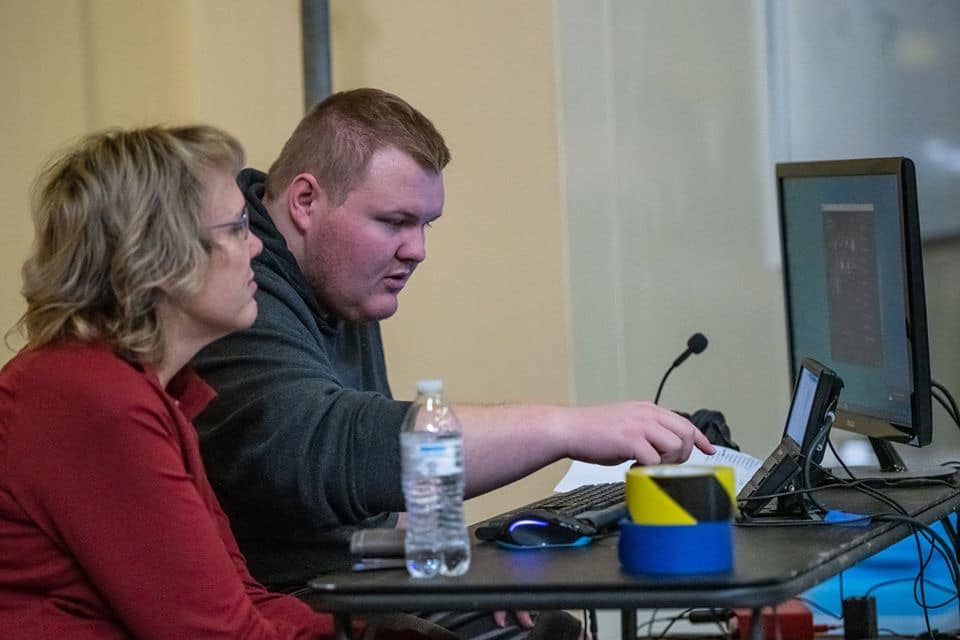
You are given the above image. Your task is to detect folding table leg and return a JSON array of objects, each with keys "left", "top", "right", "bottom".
[
  {"left": 749, "top": 607, "right": 764, "bottom": 640},
  {"left": 621, "top": 608, "right": 637, "bottom": 639},
  {"left": 334, "top": 612, "right": 353, "bottom": 640}
]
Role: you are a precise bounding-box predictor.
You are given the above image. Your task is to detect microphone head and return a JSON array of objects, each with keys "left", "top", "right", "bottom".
[{"left": 687, "top": 333, "right": 708, "bottom": 354}]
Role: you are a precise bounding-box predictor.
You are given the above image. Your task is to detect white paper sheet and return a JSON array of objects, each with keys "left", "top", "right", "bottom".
[{"left": 554, "top": 445, "right": 763, "bottom": 494}]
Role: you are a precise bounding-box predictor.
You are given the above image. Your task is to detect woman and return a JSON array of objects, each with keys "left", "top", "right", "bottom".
[{"left": 0, "top": 126, "right": 338, "bottom": 638}]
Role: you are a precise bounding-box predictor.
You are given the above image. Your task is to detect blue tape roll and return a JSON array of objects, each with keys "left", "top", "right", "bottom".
[{"left": 618, "top": 519, "right": 733, "bottom": 575}]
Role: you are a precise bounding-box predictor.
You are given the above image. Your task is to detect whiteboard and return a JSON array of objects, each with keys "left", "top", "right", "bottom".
[{"left": 768, "top": 0, "right": 960, "bottom": 240}]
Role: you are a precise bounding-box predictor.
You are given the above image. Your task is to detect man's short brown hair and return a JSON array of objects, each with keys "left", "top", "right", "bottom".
[{"left": 265, "top": 88, "right": 450, "bottom": 205}]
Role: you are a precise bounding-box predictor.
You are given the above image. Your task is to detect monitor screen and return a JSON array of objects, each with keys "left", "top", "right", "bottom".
[
  {"left": 777, "top": 157, "right": 931, "bottom": 448},
  {"left": 784, "top": 367, "right": 819, "bottom": 446}
]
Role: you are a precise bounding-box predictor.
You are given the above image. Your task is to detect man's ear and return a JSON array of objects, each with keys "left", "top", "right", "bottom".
[{"left": 286, "top": 173, "right": 326, "bottom": 234}]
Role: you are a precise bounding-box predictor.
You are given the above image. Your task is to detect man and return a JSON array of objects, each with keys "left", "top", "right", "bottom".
[{"left": 193, "top": 88, "right": 712, "bottom": 633}]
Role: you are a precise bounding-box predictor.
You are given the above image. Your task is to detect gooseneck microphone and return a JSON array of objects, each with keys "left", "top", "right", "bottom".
[{"left": 654, "top": 333, "right": 708, "bottom": 404}]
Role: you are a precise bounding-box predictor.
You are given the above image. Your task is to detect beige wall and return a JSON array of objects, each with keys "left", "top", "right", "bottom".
[
  {"left": 0, "top": 0, "right": 303, "bottom": 359},
  {"left": 1, "top": 1, "right": 90, "bottom": 356},
  {"left": 556, "top": 0, "right": 792, "bottom": 458},
  {"left": 329, "top": 0, "right": 572, "bottom": 522}
]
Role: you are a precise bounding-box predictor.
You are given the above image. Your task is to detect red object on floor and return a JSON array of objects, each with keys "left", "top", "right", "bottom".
[{"left": 733, "top": 599, "right": 814, "bottom": 640}]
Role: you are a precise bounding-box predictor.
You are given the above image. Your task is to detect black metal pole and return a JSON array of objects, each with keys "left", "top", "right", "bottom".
[{"left": 301, "top": 0, "right": 332, "bottom": 112}]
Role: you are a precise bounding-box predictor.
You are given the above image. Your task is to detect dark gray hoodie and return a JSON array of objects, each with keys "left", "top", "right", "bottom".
[{"left": 192, "top": 168, "right": 407, "bottom": 587}]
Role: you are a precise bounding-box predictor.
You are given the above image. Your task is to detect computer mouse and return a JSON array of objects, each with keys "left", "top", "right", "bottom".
[{"left": 494, "top": 509, "right": 596, "bottom": 549}]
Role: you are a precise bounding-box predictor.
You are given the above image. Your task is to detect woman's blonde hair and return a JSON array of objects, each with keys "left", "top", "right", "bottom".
[{"left": 16, "top": 125, "right": 244, "bottom": 365}]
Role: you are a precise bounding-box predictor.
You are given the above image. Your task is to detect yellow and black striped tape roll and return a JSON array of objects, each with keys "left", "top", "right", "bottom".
[{"left": 625, "top": 465, "right": 736, "bottom": 525}]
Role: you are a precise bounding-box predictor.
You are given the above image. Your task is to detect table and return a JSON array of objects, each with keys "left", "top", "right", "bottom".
[{"left": 306, "top": 480, "right": 960, "bottom": 639}]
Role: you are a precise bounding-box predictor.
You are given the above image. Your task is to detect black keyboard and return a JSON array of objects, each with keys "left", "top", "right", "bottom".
[{"left": 474, "top": 482, "right": 627, "bottom": 542}]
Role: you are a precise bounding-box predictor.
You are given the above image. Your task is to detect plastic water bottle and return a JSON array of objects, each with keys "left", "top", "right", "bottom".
[{"left": 400, "top": 379, "right": 470, "bottom": 578}]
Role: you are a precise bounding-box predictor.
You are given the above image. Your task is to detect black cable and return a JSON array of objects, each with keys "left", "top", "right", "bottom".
[
  {"left": 833, "top": 466, "right": 960, "bottom": 595},
  {"left": 932, "top": 380, "right": 960, "bottom": 428},
  {"left": 878, "top": 628, "right": 912, "bottom": 638},
  {"left": 711, "top": 608, "right": 732, "bottom": 636},
  {"left": 740, "top": 459, "right": 960, "bottom": 639},
  {"left": 914, "top": 582, "right": 959, "bottom": 609},
  {"left": 813, "top": 468, "right": 908, "bottom": 515},
  {"left": 736, "top": 479, "right": 911, "bottom": 520},
  {"left": 910, "top": 537, "right": 960, "bottom": 609},
  {"left": 932, "top": 515, "right": 960, "bottom": 580},
  {"left": 738, "top": 442, "right": 924, "bottom": 509},
  {"left": 826, "top": 452, "right": 954, "bottom": 563},
  {"left": 735, "top": 474, "right": 955, "bottom": 521},
  {"left": 640, "top": 609, "right": 715, "bottom": 639},
  {"left": 921, "top": 570, "right": 934, "bottom": 636},
  {"left": 643, "top": 608, "right": 658, "bottom": 638},
  {"left": 806, "top": 452, "right": 960, "bottom": 638},
  {"left": 823, "top": 379, "right": 959, "bottom": 621},
  {"left": 839, "top": 571, "right": 845, "bottom": 616},
  {"left": 817, "top": 461, "right": 909, "bottom": 517},
  {"left": 652, "top": 608, "right": 695, "bottom": 639},
  {"left": 910, "top": 524, "right": 936, "bottom": 634},
  {"left": 796, "top": 594, "right": 842, "bottom": 619},
  {"left": 930, "top": 388, "right": 957, "bottom": 418},
  {"left": 802, "top": 410, "right": 836, "bottom": 515},
  {"left": 933, "top": 388, "right": 960, "bottom": 427},
  {"left": 828, "top": 437, "right": 858, "bottom": 480},
  {"left": 737, "top": 427, "right": 953, "bottom": 520},
  {"left": 872, "top": 512, "right": 960, "bottom": 637},
  {"left": 867, "top": 517, "right": 939, "bottom": 637},
  {"left": 842, "top": 476, "right": 909, "bottom": 515},
  {"left": 736, "top": 480, "right": 842, "bottom": 504}
]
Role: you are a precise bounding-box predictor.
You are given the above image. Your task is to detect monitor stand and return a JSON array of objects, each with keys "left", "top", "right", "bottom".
[
  {"left": 828, "top": 438, "right": 958, "bottom": 483},
  {"left": 737, "top": 476, "right": 826, "bottom": 524},
  {"left": 754, "top": 491, "right": 826, "bottom": 523}
]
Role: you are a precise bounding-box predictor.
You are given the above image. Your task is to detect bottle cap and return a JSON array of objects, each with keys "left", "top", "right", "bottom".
[{"left": 416, "top": 379, "right": 443, "bottom": 394}]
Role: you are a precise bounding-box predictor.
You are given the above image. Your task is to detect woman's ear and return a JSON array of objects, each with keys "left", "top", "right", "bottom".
[{"left": 287, "top": 173, "right": 326, "bottom": 234}]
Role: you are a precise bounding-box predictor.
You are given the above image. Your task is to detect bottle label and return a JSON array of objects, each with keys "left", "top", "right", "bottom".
[{"left": 412, "top": 439, "right": 462, "bottom": 476}]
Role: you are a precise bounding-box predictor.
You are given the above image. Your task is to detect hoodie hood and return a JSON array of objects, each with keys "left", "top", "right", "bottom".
[{"left": 236, "top": 168, "right": 340, "bottom": 333}]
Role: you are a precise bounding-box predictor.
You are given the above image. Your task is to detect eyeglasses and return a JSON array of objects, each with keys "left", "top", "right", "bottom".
[{"left": 206, "top": 206, "right": 250, "bottom": 240}]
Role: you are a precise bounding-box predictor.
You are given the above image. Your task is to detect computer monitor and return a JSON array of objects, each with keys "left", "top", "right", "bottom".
[{"left": 777, "top": 157, "right": 934, "bottom": 477}]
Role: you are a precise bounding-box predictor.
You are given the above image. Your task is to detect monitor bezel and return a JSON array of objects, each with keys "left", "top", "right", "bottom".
[{"left": 776, "top": 157, "right": 932, "bottom": 446}]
